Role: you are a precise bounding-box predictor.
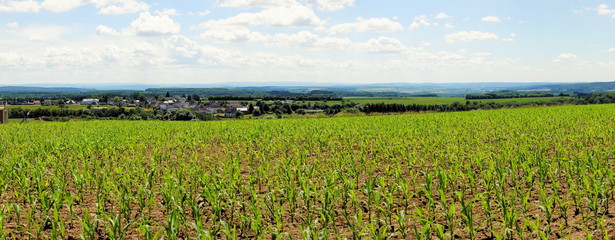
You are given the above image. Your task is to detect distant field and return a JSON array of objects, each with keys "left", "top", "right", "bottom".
[
  {"left": 344, "top": 97, "right": 463, "bottom": 105},
  {"left": 342, "top": 96, "right": 573, "bottom": 105}
]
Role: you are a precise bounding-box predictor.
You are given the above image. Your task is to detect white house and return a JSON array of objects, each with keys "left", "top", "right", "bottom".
[{"left": 81, "top": 99, "right": 99, "bottom": 105}]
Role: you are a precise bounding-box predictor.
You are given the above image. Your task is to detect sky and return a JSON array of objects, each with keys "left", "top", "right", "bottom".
[{"left": 1, "top": 0, "right": 615, "bottom": 86}]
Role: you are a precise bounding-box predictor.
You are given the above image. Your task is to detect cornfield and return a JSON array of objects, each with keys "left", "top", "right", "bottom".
[{"left": 0, "top": 104, "right": 613, "bottom": 239}]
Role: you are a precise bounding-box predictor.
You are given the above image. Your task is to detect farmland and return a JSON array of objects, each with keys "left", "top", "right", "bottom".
[
  {"left": 343, "top": 97, "right": 573, "bottom": 105},
  {"left": 291, "top": 96, "right": 574, "bottom": 106},
  {"left": 0, "top": 104, "right": 613, "bottom": 239}
]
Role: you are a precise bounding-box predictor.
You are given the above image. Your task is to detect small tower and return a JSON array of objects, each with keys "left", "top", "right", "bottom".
[{"left": 0, "top": 103, "right": 8, "bottom": 124}]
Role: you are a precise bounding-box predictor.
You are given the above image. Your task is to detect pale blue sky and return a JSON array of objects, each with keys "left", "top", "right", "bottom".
[{"left": 1, "top": 0, "right": 614, "bottom": 85}]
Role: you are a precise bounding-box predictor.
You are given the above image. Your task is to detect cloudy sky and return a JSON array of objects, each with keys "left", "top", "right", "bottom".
[{"left": 1, "top": 0, "right": 614, "bottom": 85}]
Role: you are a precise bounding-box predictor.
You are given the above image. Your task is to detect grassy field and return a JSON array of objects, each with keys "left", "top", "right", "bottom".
[
  {"left": 0, "top": 104, "right": 613, "bottom": 239},
  {"left": 342, "top": 96, "right": 573, "bottom": 105}
]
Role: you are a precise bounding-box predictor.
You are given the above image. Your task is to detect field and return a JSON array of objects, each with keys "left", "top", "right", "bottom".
[
  {"left": 0, "top": 105, "right": 613, "bottom": 239},
  {"left": 341, "top": 97, "right": 573, "bottom": 105}
]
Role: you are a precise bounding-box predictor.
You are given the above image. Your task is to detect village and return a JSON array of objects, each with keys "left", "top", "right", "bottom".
[{"left": 12, "top": 95, "right": 327, "bottom": 118}]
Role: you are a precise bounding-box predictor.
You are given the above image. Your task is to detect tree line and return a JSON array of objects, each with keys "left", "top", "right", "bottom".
[{"left": 208, "top": 96, "right": 343, "bottom": 101}]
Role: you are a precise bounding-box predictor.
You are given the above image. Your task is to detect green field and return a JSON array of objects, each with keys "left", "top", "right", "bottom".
[
  {"left": 0, "top": 105, "right": 613, "bottom": 239},
  {"left": 342, "top": 96, "right": 573, "bottom": 105}
]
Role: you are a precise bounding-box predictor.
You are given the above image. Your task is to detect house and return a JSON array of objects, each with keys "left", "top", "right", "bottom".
[
  {"left": 81, "top": 99, "right": 99, "bottom": 105},
  {"left": 305, "top": 110, "right": 324, "bottom": 114},
  {"left": 66, "top": 100, "right": 76, "bottom": 105}
]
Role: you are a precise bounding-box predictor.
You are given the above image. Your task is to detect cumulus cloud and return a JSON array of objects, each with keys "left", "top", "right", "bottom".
[
  {"left": 355, "top": 36, "right": 407, "bottom": 53},
  {"left": 0, "top": 0, "right": 148, "bottom": 14},
  {"left": 155, "top": 8, "right": 180, "bottom": 16},
  {"left": 189, "top": 10, "right": 210, "bottom": 16},
  {"left": 308, "top": 0, "right": 354, "bottom": 11},
  {"left": 93, "top": 0, "right": 149, "bottom": 15},
  {"left": 198, "top": 5, "right": 323, "bottom": 28},
  {"left": 164, "top": 35, "right": 204, "bottom": 63},
  {"left": 481, "top": 16, "right": 501, "bottom": 22},
  {"left": 129, "top": 12, "right": 181, "bottom": 36},
  {"left": 324, "top": 17, "right": 403, "bottom": 34},
  {"left": 595, "top": 4, "right": 615, "bottom": 16},
  {"left": 200, "top": 27, "right": 267, "bottom": 43},
  {"left": 270, "top": 31, "right": 353, "bottom": 50},
  {"left": 41, "top": 0, "right": 88, "bottom": 12},
  {"left": 6, "top": 22, "right": 18, "bottom": 29},
  {"left": 445, "top": 31, "right": 500, "bottom": 43},
  {"left": 13, "top": 25, "right": 69, "bottom": 42},
  {"left": 409, "top": 15, "right": 437, "bottom": 30},
  {"left": 218, "top": 0, "right": 297, "bottom": 8},
  {"left": 0, "top": 0, "right": 41, "bottom": 12},
  {"left": 96, "top": 24, "right": 121, "bottom": 36},
  {"left": 435, "top": 12, "right": 450, "bottom": 19},
  {"left": 553, "top": 53, "right": 577, "bottom": 62}
]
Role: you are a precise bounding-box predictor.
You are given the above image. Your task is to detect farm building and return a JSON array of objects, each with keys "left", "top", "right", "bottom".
[{"left": 81, "top": 99, "right": 99, "bottom": 105}]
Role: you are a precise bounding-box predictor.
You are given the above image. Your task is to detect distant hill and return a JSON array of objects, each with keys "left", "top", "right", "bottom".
[
  {"left": 0, "top": 86, "right": 94, "bottom": 92},
  {"left": 2, "top": 81, "right": 615, "bottom": 98},
  {"left": 517, "top": 81, "right": 615, "bottom": 93}
]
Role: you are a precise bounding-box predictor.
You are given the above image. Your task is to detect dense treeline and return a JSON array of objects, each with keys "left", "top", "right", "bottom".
[
  {"left": 252, "top": 101, "right": 359, "bottom": 116},
  {"left": 8, "top": 107, "right": 216, "bottom": 121},
  {"left": 363, "top": 92, "right": 614, "bottom": 113},
  {"left": 208, "top": 96, "right": 343, "bottom": 101},
  {"left": 465, "top": 92, "right": 556, "bottom": 99},
  {"left": 144, "top": 88, "right": 267, "bottom": 97}
]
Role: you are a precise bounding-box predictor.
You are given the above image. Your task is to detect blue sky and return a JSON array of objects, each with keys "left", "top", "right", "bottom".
[{"left": 1, "top": 0, "right": 614, "bottom": 85}]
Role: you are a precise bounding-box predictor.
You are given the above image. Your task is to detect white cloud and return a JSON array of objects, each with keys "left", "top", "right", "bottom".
[
  {"left": 1, "top": 0, "right": 148, "bottom": 14},
  {"left": 355, "top": 36, "right": 407, "bottom": 53},
  {"left": 41, "top": 0, "right": 88, "bottom": 12},
  {"left": 435, "top": 12, "right": 450, "bottom": 19},
  {"left": 325, "top": 17, "right": 403, "bottom": 34},
  {"left": 164, "top": 35, "right": 204, "bottom": 63},
  {"left": 607, "top": 48, "right": 615, "bottom": 52},
  {"left": 481, "top": 16, "right": 501, "bottom": 22},
  {"left": 96, "top": 24, "right": 121, "bottom": 36},
  {"left": 188, "top": 10, "right": 210, "bottom": 16},
  {"left": 596, "top": 4, "right": 615, "bottom": 15},
  {"left": 420, "top": 41, "right": 432, "bottom": 47},
  {"left": 200, "top": 27, "right": 267, "bottom": 43},
  {"left": 0, "top": 0, "right": 41, "bottom": 12},
  {"left": 129, "top": 12, "right": 181, "bottom": 36},
  {"left": 198, "top": 5, "right": 323, "bottom": 28},
  {"left": 93, "top": 0, "right": 149, "bottom": 15},
  {"left": 13, "top": 25, "right": 69, "bottom": 42},
  {"left": 409, "top": 15, "right": 437, "bottom": 30},
  {"left": 445, "top": 31, "right": 500, "bottom": 43},
  {"left": 6, "top": 22, "right": 18, "bottom": 29},
  {"left": 308, "top": 0, "right": 354, "bottom": 11},
  {"left": 155, "top": 8, "right": 180, "bottom": 16},
  {"left": 218, "top": 0, "right": 297, "bottom": 8},
  {"left": 270, "top": 31, "right": 352, "bottom": 50},
  {"left": 444, "top": 23, "right": 454, "bottom": 29},
  {"left": 553, "top": 53, "right": 577, "bottom": 63}
]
